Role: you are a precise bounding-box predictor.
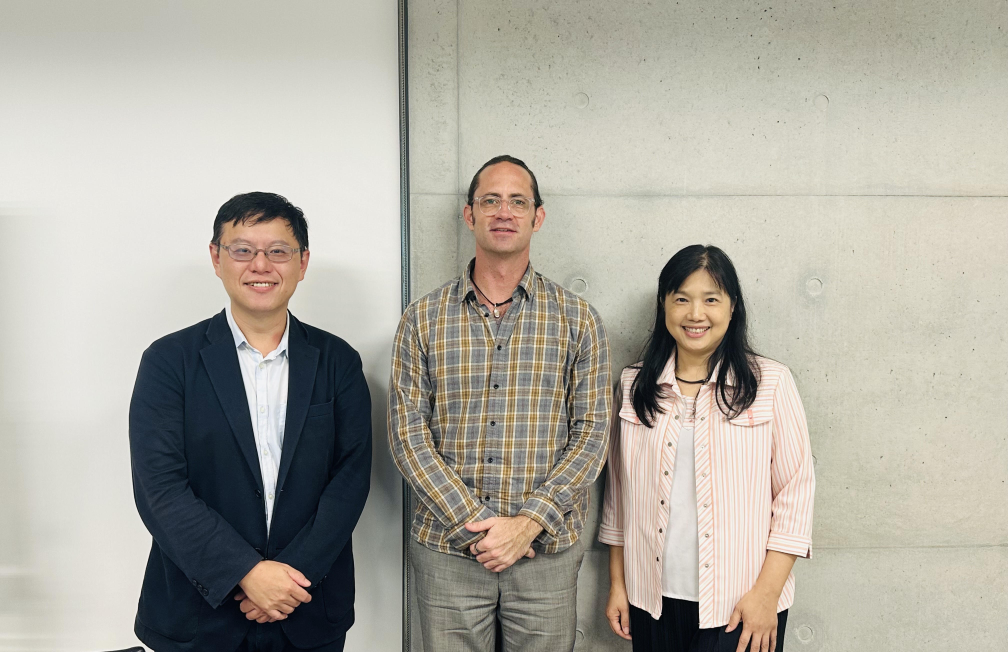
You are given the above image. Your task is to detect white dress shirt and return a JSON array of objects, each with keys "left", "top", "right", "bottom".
[{"left": 225, "top": 305, "right": 289, "bottom": 535}]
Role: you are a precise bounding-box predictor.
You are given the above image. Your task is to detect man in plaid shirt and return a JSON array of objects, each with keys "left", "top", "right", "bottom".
[{"left": 389, "top": 154, "right": 612, "bottom": 651}]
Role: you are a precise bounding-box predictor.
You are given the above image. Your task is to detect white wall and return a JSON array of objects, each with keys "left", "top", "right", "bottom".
[{"left": 0, "top": 2, "right": 403, "bottom": 650}]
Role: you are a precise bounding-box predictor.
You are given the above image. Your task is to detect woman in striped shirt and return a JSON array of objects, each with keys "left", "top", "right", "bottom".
[{"left": 600, "top": 245, "right": 815, "bottom": 652}]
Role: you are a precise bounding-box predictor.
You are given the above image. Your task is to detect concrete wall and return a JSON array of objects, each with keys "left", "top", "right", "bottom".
[
  {"left": 0, "top": 2, "right": 402, "bottom": 650},
  {"left": 407, "top": 1, "right": 1008, "bottom": 650}
]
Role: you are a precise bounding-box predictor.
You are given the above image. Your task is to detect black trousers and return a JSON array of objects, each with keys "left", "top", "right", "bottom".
[
  {"left": 235, "top": 622, "right": 346, "bottom": 652},
  {"left": 628, "top": 597, "right": 787, "bottom": 652}
]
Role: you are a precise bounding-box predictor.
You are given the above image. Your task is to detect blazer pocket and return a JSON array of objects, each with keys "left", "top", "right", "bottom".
[
  {"left": 322, "top": 550, "right": 355, "bottom": 623},
  {"left": 306, "top": 399, "right": 334, "bottom": 419}
]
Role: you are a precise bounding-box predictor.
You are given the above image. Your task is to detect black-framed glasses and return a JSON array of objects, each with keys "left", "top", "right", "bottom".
[
  {"left": 217, "top": 243, "right": 302, "bottom": 262},
  {"left": 473, "top": 195, "right": 535, "bottom": 218}
]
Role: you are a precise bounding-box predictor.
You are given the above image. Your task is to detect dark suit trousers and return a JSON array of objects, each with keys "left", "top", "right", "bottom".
[{"left": 236, "top": 622, "right": 346, "bottom": 652}]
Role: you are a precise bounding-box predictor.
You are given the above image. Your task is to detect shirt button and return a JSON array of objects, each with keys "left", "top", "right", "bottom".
[
  {"left": 659, "top": 528, "right": 663, "bottom": 533},
  {"left": 701, "top": 416, "right": 705, "bottom": 421},
  {"left": 705, "top": 563, "right": 710, "bottom": 568},
  {"left": 705, "top": 533, "right": 710, "bottom": 538},
  {"left": 702, "top": 472, "right": 707, "bottom": 478},
  {"left": 259, "top": 362, "right": 265, "bottom": 369},
  {"left": 493, "top": 384, "right": 499, "bottom": 389},
  {"left": 484, "top": 495, "right": 491, "bottom": 502},
  {"left": 667, "top": 442, "right": 672, "bottom": 446},
  {"left": 656, "top": 557, "right": 660, "bottom": 562},
  {"left": 259, "top": 406, "right": 266, "bottom": 413},
  {"left": 660, "top": 500, "right": 665, "bottom": 505},
  {"left": 674, "top": 415, "right": 679, "bottom": 420},
  {"left": 497, "top": 345, "right": 502, "bottom": 350},
  {"left": 703, "top": 503, "right": 709, "bottom": 508},
  {"left": 487, "top": 457, "right": 494, "bottom": 463},
  {"left": 664, "top": 471, "right": 669, "bottom": 476},
  {"left": 490, "top": 421, "right": 496, "bottom": 426},
  {"left": 263, "top": 449, "right": 270, "bottom": 456},
  {"left": 267, "top": 493, "right": 274, "bottom": 501}
]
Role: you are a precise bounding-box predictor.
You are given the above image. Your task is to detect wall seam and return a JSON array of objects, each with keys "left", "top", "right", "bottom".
[
  {"left": 397, "top": 1, "right": 412, "bottom": 650},
  {"left": 407, "top": 192, "right": 1008, "bottom": 199},
  {"left": 455, "top": 0, "right": 464, "bottom": 276}
]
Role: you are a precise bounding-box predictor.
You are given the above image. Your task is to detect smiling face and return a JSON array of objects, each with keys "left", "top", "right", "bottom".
[
  {"left": 664, "top": 269, "right": 734, "bottom": 365},
  {"left": 210, "top": 217, "right": 309, "bottom": 323},
  {"left": 462, "top": 161, "right": 545, "bottom": 259}
]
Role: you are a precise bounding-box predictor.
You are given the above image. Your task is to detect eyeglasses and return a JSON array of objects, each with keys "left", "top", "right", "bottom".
[
  {"left": 473, "top": 195, "right": 535, "bottom": 218},
  {"left": 217, "top": 243, "right": 302, "bottom": 262}
]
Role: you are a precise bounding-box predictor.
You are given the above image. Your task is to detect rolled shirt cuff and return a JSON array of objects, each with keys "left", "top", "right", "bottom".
[{"left": 767, "top": 531, "right": 812, "bottom": 559}]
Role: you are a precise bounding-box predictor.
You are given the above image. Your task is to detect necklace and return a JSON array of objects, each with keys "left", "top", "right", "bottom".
[
  {"left": 470, "top": 274, "right": 514, "bottom": 318},
  {"left": 675, "top": 375, "right": 707, "bottom": 384}
]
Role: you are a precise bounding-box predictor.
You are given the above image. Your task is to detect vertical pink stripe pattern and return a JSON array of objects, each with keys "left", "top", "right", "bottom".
[{"left": 599, "top": 356, "right": 815, "bottom": 628}]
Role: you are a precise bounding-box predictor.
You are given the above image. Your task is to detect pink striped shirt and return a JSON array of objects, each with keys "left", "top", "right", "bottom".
[{"left": 599, "top": 355, "right": 815, "bottom": 628}]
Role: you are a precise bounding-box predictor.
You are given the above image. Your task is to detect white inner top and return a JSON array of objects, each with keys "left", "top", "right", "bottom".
[{"left": 661, "top": 396, "right": 700, "bottom": 601}]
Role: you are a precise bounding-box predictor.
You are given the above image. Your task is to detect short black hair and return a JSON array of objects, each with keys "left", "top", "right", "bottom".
[
  {"left": 212, "top": 192, "right": 309, "bottom": 251},
  {"left": 466, "top": 155, "right": 543, "bottom": 208}
]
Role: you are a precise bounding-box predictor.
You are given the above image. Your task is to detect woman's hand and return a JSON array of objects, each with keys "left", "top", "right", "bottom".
[
  {"left": 725, "top": 587, "right": 779, "bottom": 652},
  {"left": 605, "top": 545, "right": 632, "bottom": 640},
  {"left": 726, "top": 550, "right": 797, "bottom": 652},
  {"left": 605, "top": 583, "right": 632, "bottom": 640}
]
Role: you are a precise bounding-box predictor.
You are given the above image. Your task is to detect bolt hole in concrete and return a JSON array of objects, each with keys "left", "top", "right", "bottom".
[
  {"left": 568, "top": 277, "right": 589, "bottom": 295},
  {"left": 806, "top": 277, "right": 823, "bottom": 296},
  {"left": 813, "top": 94, "right": 829, "bottom": 111},
  {"left": 796, "top": 624, "right": 815, "bottom": 643},
  {"left": 574, "top": 92, "right": 590, "bottom": 108}
]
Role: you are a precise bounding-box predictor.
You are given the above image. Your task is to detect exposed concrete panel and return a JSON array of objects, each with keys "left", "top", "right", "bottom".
[
  {"left": 408, "top": 0, "right": 459, "bottom": 194},
  {"left": 409, "top": 193, "right": 463, "bottom": 296},
  {"left": 530, "top": 195, "right": 1008, "bottom": 550},
  {"left": 408, "top": 1, "right": 1008, "bottom": 649},
  {"left": 456, "top": 0, "right": 1008, "bottom": 196},
  {"left": 788, "top": 546, "right": 1008, "bottom": 651}
]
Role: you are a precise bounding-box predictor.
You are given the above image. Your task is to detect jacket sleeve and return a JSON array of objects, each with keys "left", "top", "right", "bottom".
[
  {"left": 767, "top": 367, "right": 815, "bottom": 558},
  {"left": 388, "top": 304, "right": 495, "bottom": 551},
  {"left": 274, "top": 348, "right": 372, "bottom": 587},
  {"left": 129, "top": 344, "right": 262, "bottom": 608},
  {"left": 519, "top": 306, "right": 612, "bottom": 542}
]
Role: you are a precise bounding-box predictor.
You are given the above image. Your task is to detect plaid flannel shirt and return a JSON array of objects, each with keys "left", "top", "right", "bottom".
[{"left": 389, "top": 261, "right": 612, "bottom": 557}]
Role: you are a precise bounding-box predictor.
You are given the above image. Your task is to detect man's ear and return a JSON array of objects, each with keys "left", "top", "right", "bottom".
[
  {"left": 531, "top": 205, "right": 545, "bottom": 232},
  {"left": 210, "top": 242, "right": 223, "bottom": 279},
  {"left": 462, "top": 204, "right": 476, "bottom": 231}
]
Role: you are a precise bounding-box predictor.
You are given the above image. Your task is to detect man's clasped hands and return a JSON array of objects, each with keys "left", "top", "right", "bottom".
[{"left": 234, "top": 560, "right": 313, "bottom": 623}]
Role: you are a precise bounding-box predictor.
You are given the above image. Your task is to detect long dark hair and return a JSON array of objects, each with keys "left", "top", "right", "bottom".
[{"left": 630, "top": 245, "right": 760, "bottom": 426}]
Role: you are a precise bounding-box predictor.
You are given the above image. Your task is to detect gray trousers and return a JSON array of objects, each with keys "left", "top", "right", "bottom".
[{"left": 410, "top": 535, "right": 587, "bottom": 652}]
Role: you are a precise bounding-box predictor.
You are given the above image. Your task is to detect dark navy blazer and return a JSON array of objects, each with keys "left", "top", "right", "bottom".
[{"left": 129, "top": 310, "right": 371, "bottom": 651}]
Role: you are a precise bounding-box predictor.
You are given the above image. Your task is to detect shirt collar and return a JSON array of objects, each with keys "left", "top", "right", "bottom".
[
  {"left": 225, "top": 305, "right": 290, "bottom": 358},
  {"left": 459, "top": 258, "right": 537, "bottom": 305}
]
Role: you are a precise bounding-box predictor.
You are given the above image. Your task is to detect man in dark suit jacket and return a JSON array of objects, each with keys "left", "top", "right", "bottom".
[{"left": 129, "top": 192, "right": 371, "bottom": 652}]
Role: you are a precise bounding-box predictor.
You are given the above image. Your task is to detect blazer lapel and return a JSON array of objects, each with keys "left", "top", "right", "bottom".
[
  {"left": 277, "top": 313, "right": 319, "bottom": 495},
  {"left": 200, "top": 311, "right": 263, "bottom": 492}
]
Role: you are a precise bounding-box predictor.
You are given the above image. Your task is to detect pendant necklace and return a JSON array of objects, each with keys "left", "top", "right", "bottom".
[{"left": 470, "top": 273, "right": 514, "bottom": 318}]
